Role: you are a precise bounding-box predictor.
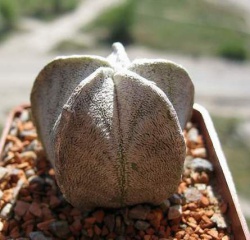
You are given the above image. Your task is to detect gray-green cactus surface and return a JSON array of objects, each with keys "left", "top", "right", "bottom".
[{"left": 31, "top": 43, "right": 194, "bottom": 210}]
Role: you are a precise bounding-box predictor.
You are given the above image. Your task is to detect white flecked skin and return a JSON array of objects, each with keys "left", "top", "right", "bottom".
[{"left": 31, "top": 43, "right": 194, "bottom": 210}]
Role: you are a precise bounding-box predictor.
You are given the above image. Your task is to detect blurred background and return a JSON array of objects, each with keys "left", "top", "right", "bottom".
[{"left": 0, "top": 0, "right": 250, "bottom": 228}]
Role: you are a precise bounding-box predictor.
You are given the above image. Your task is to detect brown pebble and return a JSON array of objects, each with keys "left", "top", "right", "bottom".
[
  {"left": 201, "top": 233, "right": 213, "bottom": 239},
  {"left": 135, "top": 220, "right": 150, "bottom": 231},
  {"left": 22, "top": 121, "right": 34, "bottom": 131},
  {"left": 0, "top": 203, "right": 13, "bottom": 218},
  {"left": 10, "top": 225, "right": 20, "bottom": 238},
  {"left": 168, "top": 205, "right": 182, "bottom": 220},
  {"left": 70, "top": 219, "right": 82, "bottom": 232},
  {"left": 205, "top": 209, "right": 214, "bottom": 217},
  {"left": 200, "top": 196, "right": 210, "bottom": 207},
  {"left": 70, "top": 207, "right": 82, "bottom": 216},
  {"left": 29, "top": 202, "right": 42, "bottom": 218},
  {"left": 101, "top": 225, "right": 109, "bottom": 236},
  {"left": 187, "top": 203, "right": 198, "bottom": 211},
  {"left": 104, "top": 214, "right": 115, "bottom": 232},
  {"left": 129, "top": 205, "right": 150, "bottom": 220},
  {"left": 94, "top": 224, "right": 102, "bottom": 236},
  {"left": 2, "top": 188, "right": 14, "bottom": 203},
  {"left": 23, "top": 210, "right": 35, "bottom": 222},
  {"left": 87, "top": 228, "right": 94, "bottom": 238},
  {"left": 178, "top": 182, "right": 187, "bottom": 194},
  {"left": 49, "top": 195, "right": 61, "bottom": 208},
  {"left": 125, "top": 225, "right": 135, "bottom": 236},
  {"left": 7, "top": 135, "right": 23, "bottom": 152},
  {"left": 92, "top": 209, "right": 105, "bottom": 223},
  {"left": 14, "top": 200, "right": 30, "bottom": 217},
  {"left": 191, "top": 147, "right": 207, "bottom": 158},
  {"left": 144, "top": 235, "right": 151, "bottom": 240},
  {"left": 175, "top": 230, "right": 185, "bottom": 239},
  {"left": 84, "top": 217, "right": 96, "bottom": 225},
  {"left": 207, "top": 228, "right": 219, "bottom": 239},
  {"left": 49, "top": 220, "right": 70, "bottom": 238},
  {"left": 200, "top": 172, "right": 209, "bottom": 184},
  {"left": 37, "top": 219, "right": 55, "bottom": 231}
]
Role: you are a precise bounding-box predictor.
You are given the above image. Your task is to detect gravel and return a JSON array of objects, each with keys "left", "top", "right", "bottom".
[{"left": 0, "top": 108, "right": 232, "bottom": 239}]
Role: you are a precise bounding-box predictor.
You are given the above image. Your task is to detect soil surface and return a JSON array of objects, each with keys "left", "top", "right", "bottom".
[{"left": 0, "top": 0, "right": 250, "bottom": 221}]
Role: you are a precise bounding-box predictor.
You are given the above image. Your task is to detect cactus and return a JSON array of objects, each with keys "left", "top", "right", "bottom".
[{"left": 31, "top": 43, "right": 194, "bottom": 210}]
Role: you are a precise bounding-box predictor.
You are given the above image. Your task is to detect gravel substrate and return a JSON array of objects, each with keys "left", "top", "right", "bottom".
[{"left": 0, "top": 108, "right": 232, "bottom": 239}]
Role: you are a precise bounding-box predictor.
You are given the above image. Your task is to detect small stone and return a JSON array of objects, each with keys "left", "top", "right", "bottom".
[
  {"left": 116, "top": 236, "right": 126, "bottom": 240},
  {"left": 187, "top": 158, "right": 213, "bottom": 172},
  {"left": 168, "top": 205, "right": 182, "bottom": 220},
  {"left": 211, "top": 213, "right": 228, "bottom": 229},
  {"left": 29, "top": 202, "right": 42, "bottom": 218},
  {"left": 20, "top": 151, "right": 37, "bottom": 162},
  {"left": 129, "top": 205, "right": 150, "bottom": 220},
  {"left": 94, "top": 224, "right": 102, "bottom": 236},
  {"left": 205, "top": 209, "right": 214, "bottom": 217},
  {"left": 175, "top": 230, "right": 186, "bottom": 239},
  {"left": 70, "top": 207, "right": 82, "bottom": 216},
  {"left": 92, "top": 209, "right": 105, "bottom": 223},
  {"left": 200, "top": 196, "right": 210, "bottom": 207},
  {"left": 70, "top": 219, "right": 82, "bottom": 232},
  {"left": 134, "top": 220, "right": 150, "bottom": 231},
  {"left": 49, "top": 221, "right": 70, "bottom": 238},
  {"left": 191, "top": 148, "right": 207, "bottom": 158},
  {"left": 23, "top": 121, "right": 34, "bottom": 130},
  {"left": 3, "top": 150, "right": 15, "bottom": 163},
  {"left": 150, "top": 209, "right": 163, "bottom": 229},
  {"left": 144, "top": 235, "right": 151, "bottom": 240},
  {"left": 28, "top": 175, "right": 45, "bottom": 185},
  {"left": 17, "top": 162, "right": 30, "bottom": 169},
  {"left": 49, "top": 195, "right": 61, "bottom": 208},
  {"left": 101, "top": 225, "right": 109, "bottom": 236},
  {"left": 7, "top": 135, "right": 23, "bottom": 152},
  {"left": 194, "top": 183, "right": 206, "bottom": 191},
  {"left": 0, "top": 203, "right": 13, "bottom": 219},
  {"left": 115, "top": 215, "right": 123, "bottom": 235},
  {"left": 20, "top": 110, "right": 30, "bottom": 122},
  {"left": 14, "top": 200, "right": 30, "bottom": 217},
  {"left": 87, "top": 228, "right": 94, "bottom": 238},
  {"left": 25, "top": 140, "right": 41, "bottom": 152},
  {"left": 25, "top": 169, "right": 36, "bottom": 178},
  {"left": 0, "top": 190, "right": 3, "bottom": 199},
  {"left": 20, "top": 130, "right": 38, "bottom": 141},
  {"left": 29, "top": 231, "right": 51, "bottom": 240},
  {"left": 187, "top": 127, "right": 199, "bottom": 143},
  {"left": 0, "top": 221, "right": 4, "bottom": 231},
  {"left": 9, "top": 126, "right": 18, "bottom": 136},
  {"left": 160, "top": 199, "right": 171, "bottom": 211},
  {"left": 37, "top": 219, "right": 55, "bottom": 231},
  {"left": 41, "top": 207, "right": 54, "bottom": 221},
  {"left": 169, "top": 194, "right": 182, "bottom": 204},
  {"left": 207, "top": 228, "right": 219, "bottom": 239},
  {"left": 184, "top": 187, "right": 202, "bottom": 202},
  {"left": 0, "top": 167, "right": 9, "bottom": 180},
  {"left": 104, "top": 214, "right": 115, "bottom": 232},
  {"left": 84, "top": 217, "right": 96, "bottom": 226}
]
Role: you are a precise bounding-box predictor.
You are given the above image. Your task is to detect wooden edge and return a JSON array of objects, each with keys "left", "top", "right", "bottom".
[
  {"left": 0, "top": 104, "right": 30, "bottom": 159},
  {"left": 193, "top": 103, "right": 250, "bottom": 239}
]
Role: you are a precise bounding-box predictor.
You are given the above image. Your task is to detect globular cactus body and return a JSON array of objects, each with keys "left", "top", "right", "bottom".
[{"left": 31, "top": 43, "right": 194, "bottom": 210}]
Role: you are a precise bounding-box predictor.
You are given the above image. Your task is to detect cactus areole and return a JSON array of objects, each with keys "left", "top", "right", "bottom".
[{"left": 31, "top": 43, "right": 194, "bottom": 210}]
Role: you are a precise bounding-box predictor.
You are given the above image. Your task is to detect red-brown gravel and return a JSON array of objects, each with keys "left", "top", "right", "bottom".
[{"left": 0, "top": 108, "right": 232, "bottom": 239}]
